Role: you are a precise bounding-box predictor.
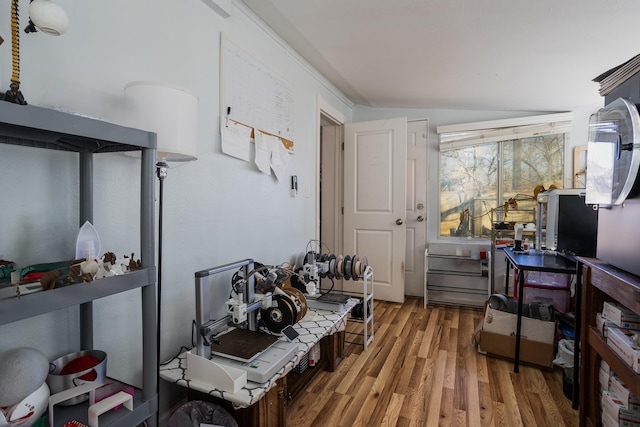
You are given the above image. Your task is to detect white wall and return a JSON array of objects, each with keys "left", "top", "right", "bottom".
[
  {"left": 0, "top": 0, "right": 352, "bottom": 413},
  {"left": 0, "top": 0, "right": 605, "bottom": 416}
]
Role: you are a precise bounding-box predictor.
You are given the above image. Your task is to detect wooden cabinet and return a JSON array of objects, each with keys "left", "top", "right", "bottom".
[{"left": 578, "top": 257, "right": 640, "bottom": 427}]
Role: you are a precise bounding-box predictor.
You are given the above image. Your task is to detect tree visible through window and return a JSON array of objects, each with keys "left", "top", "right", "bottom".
[{"left": 440, "top": 134, "right": 565, "bottom": 238}]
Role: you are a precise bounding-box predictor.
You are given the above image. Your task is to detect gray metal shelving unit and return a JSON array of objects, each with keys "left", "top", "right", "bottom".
[{"left": 0, "top": 102, "right": 158, "bottom": 427}]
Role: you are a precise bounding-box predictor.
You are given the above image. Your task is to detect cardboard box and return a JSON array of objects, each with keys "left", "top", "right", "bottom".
[
  {"left": 602, "top": 390, "right": 640, "bottom": 426},
  {"left": 601, "top": 411, "right": 618, "bottom": 427},
  {"left": 478, "top": 306, "right": 556, "bottom": 368},
  {"left": 610, "top": 374, "right": 640, "bottom": 407},
  {"left": 599, "top": 312, "right": 619, "bottom": 337},
  {"left": 478, "top": 330, "right": 555, "bottom": 368},
  {"left": 601, "top": 366, "right": 612, "bottom": 391},
  {"left": 482, "top": 306, "right": 556, "bottom": 344},
  {"left": 602, "top": 411, "right": 640, "bottom": 427},
  {"left": 601, "top": 359, "right": 612, "bottom": 395},
  {"left": 607, "top": 327, "right": 640, "bottom": 374},
  {"left": 603, "top": 302, "right": 640, "bottom": 330}
]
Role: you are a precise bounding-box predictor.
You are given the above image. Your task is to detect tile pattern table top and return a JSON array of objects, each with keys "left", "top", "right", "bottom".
[{"left": 159, "top": 299, "right": 357, "bottom": 408}]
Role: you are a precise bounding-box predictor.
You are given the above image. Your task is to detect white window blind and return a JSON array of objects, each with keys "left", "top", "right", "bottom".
[{"left": 436, "top": 112, "right": 573, "bottom": 150}]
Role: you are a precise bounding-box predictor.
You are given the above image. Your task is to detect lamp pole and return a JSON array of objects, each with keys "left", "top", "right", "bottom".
[
  {"left": 155, "top": 160, "right": 167, "bottom": 425},
  {"left": 124, "top": 81, "right": 198, "bottom": 425}
]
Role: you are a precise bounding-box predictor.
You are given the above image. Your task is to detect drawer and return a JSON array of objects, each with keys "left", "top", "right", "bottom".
[
  {"left": 427, "top": 255, "right": 483, "bottom": 275},
  {"left": 427, "top": 272, "right": 488, "bottom": 292},
  {"left": 426, "top": 288, "right": 487, "bottom": 307}
]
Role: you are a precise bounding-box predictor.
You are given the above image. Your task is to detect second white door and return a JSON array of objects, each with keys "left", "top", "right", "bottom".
[{"left": 404, "top": 120, "right": 428, "bottom": 297}]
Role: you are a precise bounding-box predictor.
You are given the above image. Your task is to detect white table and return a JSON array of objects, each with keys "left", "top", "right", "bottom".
[{"left": 159, "top": 300, "right": 356, "bottom": 409}]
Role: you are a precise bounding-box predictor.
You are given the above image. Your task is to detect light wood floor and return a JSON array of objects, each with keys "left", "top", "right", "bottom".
[{"left": 287, "top": 298, "right": 579, "bottom": 427}]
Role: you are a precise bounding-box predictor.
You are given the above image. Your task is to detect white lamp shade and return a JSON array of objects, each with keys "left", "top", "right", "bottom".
[
  {"left": 124, "top": 81, "right": 198, "bottom": 162},
  {"left": 29, "top": 0, "right": 69, "bottom": 36}
]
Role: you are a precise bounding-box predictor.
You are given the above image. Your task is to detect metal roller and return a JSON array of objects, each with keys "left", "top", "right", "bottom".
[
  {"left": 351, "top": 255, "right": 360, "bottom": 280},
  {"left": 282, "top": 287, "right": 308, "bottom": 322},
  {"left": 343, "top": 255, "right": 352, "bottom": 280},
  {"left": 261, "top": 294, "right": 297, "bottom": 333}
]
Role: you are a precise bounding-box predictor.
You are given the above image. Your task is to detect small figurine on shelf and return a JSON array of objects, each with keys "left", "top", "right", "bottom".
[
  {"left": 39, "top": 260, "right": 92, "bottom": 291},
  {"left": 95, "top": 252, "right": 141, "bottom": 279}
]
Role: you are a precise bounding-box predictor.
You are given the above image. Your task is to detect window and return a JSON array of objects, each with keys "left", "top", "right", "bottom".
[{"left": 437, "top": 113, "right": 571, "bottom": 238}]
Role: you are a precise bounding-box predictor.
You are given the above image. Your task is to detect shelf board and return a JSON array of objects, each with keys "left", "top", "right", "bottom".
[
  {"left": 588, "top": 326, "right": 640, "bottom": 399},
  {"left": 0, "top": 268, "right": 156, "bottom": 325},
  {"left": 0, "top": 102, "right": 155, "bottom": 153},
  {"left": 51, "top": 388, "right": 157, "bottom": 427},
  {"left": 427, "top": 286, "right": 487, "bottom": 294},
  {"left": 427, "top": 269, "right": 484, "bottom": 277},
  {"left": 427, "top": 254, "right": 485, "bottom": 259},
  {"left": 581, "top": 257, "right": 640, "bottom": 315}
]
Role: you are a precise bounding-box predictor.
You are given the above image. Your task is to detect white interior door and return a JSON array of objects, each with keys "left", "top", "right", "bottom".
[
  {"left": 404, "top": 120, "right": 428, "bottom": 297},
  {"left": 343, "top": 118, "right": 407, "bottom": 302}
]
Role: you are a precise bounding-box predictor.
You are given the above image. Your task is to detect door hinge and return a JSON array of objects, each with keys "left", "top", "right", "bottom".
[
  {"left": 341, "top": 207, "right": 344, "bottom": 215},
  {"left": 342, "top": 142, "right": 344, "bottom": 150}
]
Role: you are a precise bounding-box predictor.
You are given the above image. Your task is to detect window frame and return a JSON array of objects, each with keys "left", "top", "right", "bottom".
[{"left": 436, "top": 113, "right": 572, "bottom": 239}]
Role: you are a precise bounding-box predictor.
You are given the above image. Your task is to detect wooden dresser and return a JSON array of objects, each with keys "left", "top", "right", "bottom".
[{"left": 578, "top": 257, "right": 640, "bottom": 427}]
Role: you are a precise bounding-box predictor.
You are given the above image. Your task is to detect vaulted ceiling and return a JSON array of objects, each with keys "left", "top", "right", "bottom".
[{"left": 241, "top": 0, "right": 640, "bottom": 112}]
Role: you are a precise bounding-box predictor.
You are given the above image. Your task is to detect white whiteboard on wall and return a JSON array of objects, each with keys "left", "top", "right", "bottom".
[{"left": 220, "top": 33, "right": 294, "bottom": 142}]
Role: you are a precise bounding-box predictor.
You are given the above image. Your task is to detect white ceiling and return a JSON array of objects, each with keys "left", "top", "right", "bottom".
[{"left": 241, "top": 0, "right": 640, "bottom": 112}]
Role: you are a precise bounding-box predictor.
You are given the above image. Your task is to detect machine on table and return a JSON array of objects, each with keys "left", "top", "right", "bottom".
[
  {"left": 189, "top": 251, "right": 372, "bottom": 390},
  {"left": 158, "top": 256, "right": 358, "bottom": 426},
  {"left": 292, "top": 251, "right": 369, "bottom": 312},
  {"left": 191, "top": 259, "right": 304, "bottom": 387}
]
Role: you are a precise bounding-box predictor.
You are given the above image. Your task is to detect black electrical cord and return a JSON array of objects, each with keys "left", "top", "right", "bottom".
[
  {"left": 321, "top": 276, "right": 335, "bottom": 296},
  {"left": 160, "top": 346, "right": 191, "bottom": 367},
  {"left": 305, "top": 239, "right": 332, "bottom": 255},
  {"left": 191, "top": 319, "right": 197, "bottom": 348}
]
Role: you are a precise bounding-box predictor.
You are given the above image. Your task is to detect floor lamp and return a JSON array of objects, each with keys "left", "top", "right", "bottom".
[{"left": 124, "top": 81, "right": 198, "bottom": 424}]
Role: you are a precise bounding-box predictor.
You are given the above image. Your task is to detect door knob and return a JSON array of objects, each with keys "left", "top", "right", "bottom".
[
  {"left": 417, "top": 215, "right": 424, "bottom": 222},
  {"left": 396, "top": 218, "right": 404, "bottom": 225}
]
